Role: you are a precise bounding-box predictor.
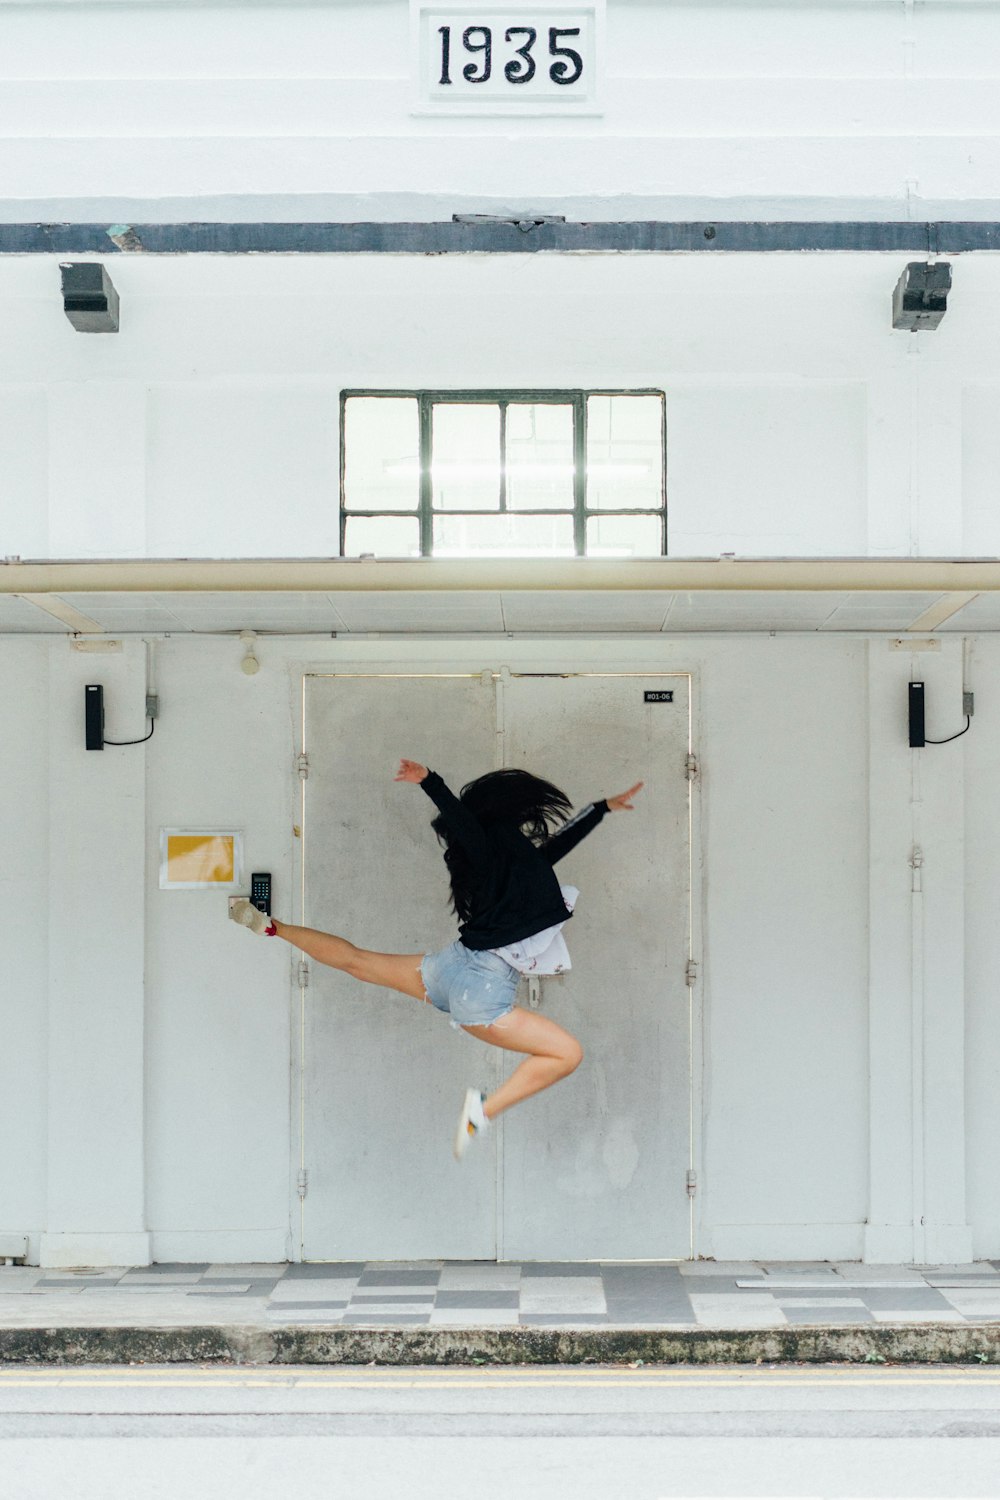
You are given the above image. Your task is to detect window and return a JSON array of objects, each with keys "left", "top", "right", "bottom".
[{"left": 340, "top": 390, "right": 666, "bottom": 557}]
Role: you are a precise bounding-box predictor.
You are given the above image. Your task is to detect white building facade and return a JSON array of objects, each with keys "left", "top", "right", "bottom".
[{"left": 2, "top": 0, "right": 1000, "bottom": 1267}]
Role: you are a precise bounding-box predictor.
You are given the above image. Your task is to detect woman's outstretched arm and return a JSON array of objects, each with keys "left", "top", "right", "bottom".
[
  {"left": 541, "top": 780, "right": 644, "bottom": 865},
  {"left": 395, "top": 758, "right": 490, "bottom": 862}
]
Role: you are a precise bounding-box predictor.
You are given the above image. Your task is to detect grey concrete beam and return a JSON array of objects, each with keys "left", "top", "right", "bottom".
[{"left": 2, "top": 221, "right": 1000, "bottom": 255}]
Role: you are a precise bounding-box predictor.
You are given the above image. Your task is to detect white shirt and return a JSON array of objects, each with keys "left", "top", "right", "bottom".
[{"left": 490, "top": 885, "right": 579, "bottom": 975}]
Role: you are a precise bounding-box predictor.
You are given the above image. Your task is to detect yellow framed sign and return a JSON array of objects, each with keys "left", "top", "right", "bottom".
[{"left": 159, "top": 829, "right": 243, "bottom": 890}]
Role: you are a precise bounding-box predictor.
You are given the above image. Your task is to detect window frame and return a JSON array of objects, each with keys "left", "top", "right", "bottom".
[{"left": 339, "top": 388, "right": 667, "bottom": 557}]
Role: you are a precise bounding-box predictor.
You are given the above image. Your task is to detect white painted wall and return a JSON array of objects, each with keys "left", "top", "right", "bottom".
[
  {"left": 144, "top": 638, "right": 294, "bottom": 1263},
  {"left": 3, "top": 251, "right": 1000, "bottom": 564},
  {"left": 0, "top": 641, "right": 48, "bottom": 1251},
  {"left": 1, "top": 628, "right": 987, "bottom": 1264},
  {"left": 962, "top": 635, "right": 1000, "bottom": 1259},
  {"left": 1, "top": 0, "right": 999, "bottom": 220}
]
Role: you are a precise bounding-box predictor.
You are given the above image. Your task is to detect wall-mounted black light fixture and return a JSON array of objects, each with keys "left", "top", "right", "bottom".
[
  {"left": 908, "top": 681, "right": 926, "bottom": 747},
  {"left": 892, "top": 261, "right": 951, "bottom": 331},
  {"left": 60, "top": 262, "right": 120, "bottom": 333},
  {"left": 84, "top": 684, "right": 156, "bottom": 749},
  {"left": 907, "top": 678, "right": 973, "bottom": 748},
  {"left": 85, "top": 684, "right": 105, "bottom": 749}
]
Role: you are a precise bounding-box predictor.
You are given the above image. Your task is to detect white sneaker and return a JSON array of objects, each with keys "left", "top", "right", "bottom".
[
  {"left": 229, "top": 898, "right": 276, "bottom": 936},
  {"left": 453, "top": 1088, "right": 489, "bottom": 1161}
]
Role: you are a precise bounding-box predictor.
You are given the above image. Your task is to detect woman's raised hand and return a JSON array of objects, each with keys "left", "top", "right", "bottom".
[
  {"left": 606, "top": 781, "right": 644, "bottom": 811},
  {"left": 395, "top": 758, "right": 429, "bottom": 784}
]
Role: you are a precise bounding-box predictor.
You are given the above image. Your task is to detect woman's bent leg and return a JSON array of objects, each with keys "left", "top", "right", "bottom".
[
  {"left": 272, "top": 920, "right": 427, "bottom": 1001},
  {"left": 461, "top": 1007, "right": 583, "bottom": 1120}
]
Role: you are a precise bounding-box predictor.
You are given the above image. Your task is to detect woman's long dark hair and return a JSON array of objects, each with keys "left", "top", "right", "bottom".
[{"left": 432, "top": 768, "right": 572, "bottom": 924}]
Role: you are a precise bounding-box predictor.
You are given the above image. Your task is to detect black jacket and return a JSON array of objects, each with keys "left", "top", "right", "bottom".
[{"left": 420, "top": 769, "right": 609, "bottom": 950}]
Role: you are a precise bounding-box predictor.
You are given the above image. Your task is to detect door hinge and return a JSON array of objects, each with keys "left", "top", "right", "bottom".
[
  {"left": 297, "top": 752, "right": 310, "bottom": 780},
  {"left": 685, "top": 753, "right": 699, "bottom": 781},
  {"left": 686, "top": 1169, "right": 697, "bottom": 1198},
  {"left": 297, "top": 1169, "right": 309, "bottom": 1200},
  {"left": 685, "top": 959, "right": 698, "bottom": 987},
  {"left": 297, "top": 960, "right": 310, "bottom": 990}
]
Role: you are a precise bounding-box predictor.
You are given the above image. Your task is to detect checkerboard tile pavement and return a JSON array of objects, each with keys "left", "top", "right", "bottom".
[{"left": 3, "top": 1260, "right": 1000, "bottom": 1328}]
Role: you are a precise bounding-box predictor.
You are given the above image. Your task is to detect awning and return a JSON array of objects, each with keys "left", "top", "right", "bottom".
[{"left": 1, "top": 557, "right": 998, "bottom": 636}]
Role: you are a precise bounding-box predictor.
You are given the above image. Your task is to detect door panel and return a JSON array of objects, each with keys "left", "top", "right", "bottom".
[
  {"left": 498, "top": 674, "right": 691, "bottom": 1260},
  {"left": 301, "top": 674, "right": 500, "bottom": 1260},
  {"left": 300, "top": 670, "right": 691, "bottom": 1261}
]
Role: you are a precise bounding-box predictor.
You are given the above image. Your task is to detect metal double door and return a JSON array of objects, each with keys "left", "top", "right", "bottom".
[{"left": 299, "top": 670, "right": 692, "bottom": 1261}]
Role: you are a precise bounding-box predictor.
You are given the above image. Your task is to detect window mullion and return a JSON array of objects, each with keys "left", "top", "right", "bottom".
[
  {"left": 499, "top": 401, "right": 507, "bottom": 514},
  {"left": 573, "top": 393, "right": 586, "bottom": 556},
  {"left": 419, "top": 395, "right": 433, "bottom": 556}
]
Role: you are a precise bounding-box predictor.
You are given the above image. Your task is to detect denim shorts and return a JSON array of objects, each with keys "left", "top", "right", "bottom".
[{"left": 421, "top": 941, "right": 520, "bottom": 1028}]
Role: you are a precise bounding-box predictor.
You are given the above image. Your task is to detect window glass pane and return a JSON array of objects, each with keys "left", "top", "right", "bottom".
[
  {"left": 433, "top": 512, "right": 575, "bottom": 558},
  {"left": 505, "top": 403, "right": 575, "bottom": 510},
  {"left": 432, "top": 404, "right": 501, "bottom": 511},
  {"left": 586, "top": 513, "right": 663, "bottom": 557},
  {"left": 586, "top": 395, "right": 663, "bottom": 510},
  {"left": 343, "top": 397, "right": 419, "bottom": 511},
  {"left": 344, "top": 514, "right": 421, "bottom": 558}
]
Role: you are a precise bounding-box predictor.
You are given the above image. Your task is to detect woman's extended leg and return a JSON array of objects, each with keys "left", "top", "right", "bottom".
[
  {"left": 461, "top": 1008, "right": 583, "bottom": 1119},
  {"left": 271, "top": 920, "right": 427, "bottom": 1002}
]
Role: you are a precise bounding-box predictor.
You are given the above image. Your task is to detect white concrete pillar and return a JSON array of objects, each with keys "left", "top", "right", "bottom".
[
  {"left": 41, "top": 640, "right": 150, "bottom": 1268},
  {"left": 864, "top": 638, "right": 972, "bottom": 1263}
]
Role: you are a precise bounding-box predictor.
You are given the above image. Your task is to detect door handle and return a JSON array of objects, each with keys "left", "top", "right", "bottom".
[{"left": 527, "top": 977, "right": 542, "bottom": 1010}]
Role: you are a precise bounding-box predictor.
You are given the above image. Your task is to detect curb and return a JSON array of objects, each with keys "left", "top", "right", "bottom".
[{"left": 2, "top": 1323, "right": 1000, "bottom": 1366}]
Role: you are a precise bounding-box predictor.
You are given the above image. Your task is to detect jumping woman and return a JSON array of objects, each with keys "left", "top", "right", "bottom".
[{"left": 229, "top": 760, "right": 643, "bottom": 1159}]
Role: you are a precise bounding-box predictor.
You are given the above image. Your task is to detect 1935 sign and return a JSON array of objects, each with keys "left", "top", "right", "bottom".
[{"left": 414, "top": 4, "right": 601, "bottom": 111}]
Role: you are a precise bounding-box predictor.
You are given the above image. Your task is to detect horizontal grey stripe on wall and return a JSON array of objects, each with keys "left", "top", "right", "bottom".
[{"left": 5, "top": 221, "right": 1000, "bottom": 255}]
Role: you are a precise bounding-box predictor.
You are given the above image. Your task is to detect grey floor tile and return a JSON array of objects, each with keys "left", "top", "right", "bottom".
[
  {"left": 861, "top": 1288, "right": 954, "bottom": 1311},
  {"left": 671, "top": 1276, "right": 743, "bottom": 1296},
  {"left": 217, "top": 1279, "right": 283, "bottom": 1296},
  {"left": 147, "top": 1263, "right": 210, "bottom": 1275},
  {"left": 765, "top": 1261, "right": 836, "bottom": 1272},
  {"left": 285, "top": 1262, "right": 366, "bottom": 1279},
  {"left": 189, "top": 1276, "right": 268, "bottom": 1285},
  {"left": 434, "top": 1291, "right": 520, "bottom": 1310},
  {"left": 271, "top": 1278, "right": 360, "bottom": 1301},
  {"left": 429, "top": 1310, "right": 521, "bottom": 1328},
  {"left": 351, "top": 1293, "right": 436, "bottom": 1304},
  {"left": 265, "top": 1300, "right": 349, "bottom": 1311},
  {"left": 519, "top": 1314, "right": 611, "bottom": 1325},
  {"left": 437, "top": 1261, "right": 518, "bottom": 1271},
  {"left": 436, "top": 1266, "right": 522, "bottom": 1292},
  {"left": 520, "top": 1263, "right": 598, "bottom": 1277},
  {"left": 775, "top": 1297, "right": 868, "bottom": 1309},
  {"left": 119, "top": 1273, "right": 204, "bottom": 1286},
  {"left": 98, "top": 1284, "right": 218, "bottom": 1296},
  {"left": 266, "top": 1311, "right": 347, "bottom": 1322},
  {"left": 340, "top": 1314, "right": 431, "bottom": 1326},
  {"left": 357, "top": 1270, "right": 441, "bottom": 1287},
  {"left": 601, "top": 1265, "right": 692, "bottom": 1320},
  {"left": 784, "top": 1309, "right": 875, "bottom": 1324},
  {"left": 600, "top": 1265, "right": 685, "bottom": 1284},
  {"left": 678, "top": 1262, "right": 762, "bottom": 1278},
  {"left": 603, "top": 1299, "right": 694, "bottom": 1324},
  {"left": 519, "top": 1278, "right": 606, "bottom": 1313},
  {"left": 606, "top": 1315, "right": 698, "bottom": 1327},
  {"left": 775, "top": 1290, "right": 872, "bottom": 1301},
  {"left": 203, "top": 1264, "right": 287, "bottom": 1278},
  {"left": 187, "top": 1287, "right": 259, "bottom": 1297}
]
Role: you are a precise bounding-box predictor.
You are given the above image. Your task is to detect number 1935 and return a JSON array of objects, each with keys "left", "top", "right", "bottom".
[{"left": 437, "top": 22, "right": 585, "bottom": 87}]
